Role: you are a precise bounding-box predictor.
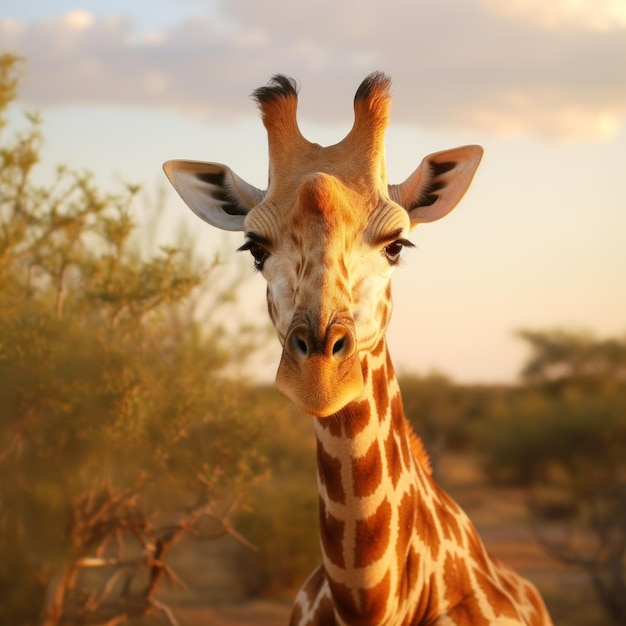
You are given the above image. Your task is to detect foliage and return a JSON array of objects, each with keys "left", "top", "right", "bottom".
[
  {"left": 234, "top": 387, "right": 320, "bottom": 597},
  {"left": 400, "top": 372, "right": 506, "bottom": 474},
  {"left": 0, "top": 53, "right": 267, "bottom": 625},
  {"left": 478, "top": 328, "right": 626, "bottom": 625}
]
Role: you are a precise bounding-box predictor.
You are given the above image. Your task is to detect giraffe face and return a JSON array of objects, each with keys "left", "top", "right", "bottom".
[
  {"left": 242, "top": 172, "right": 412, "bottom": 417},
  {"left": 163, "top": 73, "right": 483, "bottom": 418}
]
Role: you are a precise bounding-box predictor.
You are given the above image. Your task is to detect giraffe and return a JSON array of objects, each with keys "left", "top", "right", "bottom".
[{"left": 163, "top": 73, "right": 553, "bottom": 625}]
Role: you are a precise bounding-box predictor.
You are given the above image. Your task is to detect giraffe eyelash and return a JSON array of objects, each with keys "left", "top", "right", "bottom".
[
  {"left": 238, "top": 239, "right": 270, "bottom": 271},
  {"left": 383, "top": 238, "right": 415, "bottom": 265}
]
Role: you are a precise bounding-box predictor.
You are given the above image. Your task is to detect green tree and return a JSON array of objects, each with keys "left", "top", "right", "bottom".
[
  {"left": 480, "top": 329, "right": 626, "bottom": 625},
  {"left": 0, "top": 53, "right": 266, "bottom": 625}
]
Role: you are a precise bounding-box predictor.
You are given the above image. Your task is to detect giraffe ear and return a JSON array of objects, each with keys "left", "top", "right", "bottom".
[
  {"left": 163, "top": 160, "right": 265, "bottom": 232},
  {"left": 388, "top": 145, "right": 483, "bottom": 226}
]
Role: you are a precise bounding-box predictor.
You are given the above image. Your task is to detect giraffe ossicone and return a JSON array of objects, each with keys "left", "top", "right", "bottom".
[{"left": 164, "top": 73, "right": 553, "bottom": 625}]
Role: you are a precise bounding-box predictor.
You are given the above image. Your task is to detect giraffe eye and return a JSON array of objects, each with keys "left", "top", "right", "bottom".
[
  {"left": 384, "top": 239, "right": 413, "bottom": 264},
  {"left": 238, "top": 240, "right": 270, "bottom": 270}
]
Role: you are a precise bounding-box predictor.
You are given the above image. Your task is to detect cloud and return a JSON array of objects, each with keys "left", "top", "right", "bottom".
[
  {"left": 2, "top": 0, "right": 625, "bottom": 140},
  {"left": 480, "top": 0, "right": 626, "bottom": 31}
]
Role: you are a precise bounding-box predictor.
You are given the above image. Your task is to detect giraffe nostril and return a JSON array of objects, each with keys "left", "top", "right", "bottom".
[
  {"left": 288, "top": 327, "right": 310, "bottom": 359},
  {"left": 328, "top": 325, "right": 354, "bottom": 360}
]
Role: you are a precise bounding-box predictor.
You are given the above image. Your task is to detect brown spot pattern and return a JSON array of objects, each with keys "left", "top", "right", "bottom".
[
  {"left": 354, "top": 498, "right": 392, "bottom": 568},
  {"left": 398, "top": 543, "right": 420, "bottom": 603},
  {"left": 317, "top": 414, "right": 343, "bottom": 437},
  {"left": 399, "top": 426, "right": 412, "bottom": 469},
  {"left": 294, "top": 565, "right": 337, "bottom": 626},
  {"left": 384, "top": 427, "right": 403, "bottom": 488},
  {"left": 474, "top": 568, "right": 519, "bottom": 620},
  {"left": 304, "top": 565, "right": 326, "bottom": 605},
  {"left": 360, "top": 355, "right": 370, "bottom": 384},
  {"left": 395, "top": 490, "right": 415, "bottom": 571},
  {"left": 314, "top": 596, "right": 337, "bottom": 625},
  {"left": 437, "top": 501, "right": 463, "bottom": 546},
  {"left": 415, "top": 495, "right": 440, "bottom": 561},
  {"left": 390, "top": 391, "right": 404, "bottom": 418},
  {"left": 410, "top": 565, "right": 438, "bottom": 626},
  {"left": 352, "top": 441, "right": 383, "bottom": 498},
  {"left": 317, "top": 443, "right": 346, "bottom": 504},
  {"left": 289, "top": 603, "right": 303, "bottom": 625},
  {"left": 359, "top": 569, "right": 391, "bottom": 623},
  {"left": 443, "top": 553, "right": 490, "bottom": 626},
  {"left": 524, "top": 581, "right": 547, "bottom": 621},
  {"left": 319, "top": 498, "right": 346, "bottom": 568},
  {"left": 465, "top": 525, "right": 492, "bottom": 574},
  {"left": 327, "top": 577, "right": 359, "bottom": 623},
  {"left": 385, "top": 346, "right": 395, "bottom": 377},
  {"left": 372, "top": 365, "right": 389, "bottom": 419},
  {"left": 343, "top": 399, "right": 371, "bottom": 438},
  {"left": 435, "top": 484, "right": 461, "bottom": 514},
  {"left": 371, "top": 338, "right": 385, "bottom": 358},
  {"left": 496, "top": 563, "right": 521, "bottom": 600}
]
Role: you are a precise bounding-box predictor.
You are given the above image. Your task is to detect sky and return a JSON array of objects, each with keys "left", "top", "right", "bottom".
[{"left": 1, "top": 0, "right": 625, "bottom": 384}]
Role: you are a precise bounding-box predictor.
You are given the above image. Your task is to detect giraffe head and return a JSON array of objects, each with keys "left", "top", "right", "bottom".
[{"left": 164, "top": 73, "right": 482, "bottom": 418}]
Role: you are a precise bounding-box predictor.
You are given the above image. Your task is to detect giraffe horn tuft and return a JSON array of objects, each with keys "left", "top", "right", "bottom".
[
  {"left": 337, "top": 72, "right": 392, "bottom": 185},
  {"left": 352, "top": 71, "right": 392, "bottom": 136},
  {"left": 252, "top": 74, "right": 300, "bottom": 106},
  {"left": 253, "top": 74, "right": 306, "bottom": 153}
]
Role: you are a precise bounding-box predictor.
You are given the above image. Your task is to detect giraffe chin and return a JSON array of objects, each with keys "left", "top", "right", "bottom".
[{"left": 275, "top": 353, "right": 364, "bottom": 418}]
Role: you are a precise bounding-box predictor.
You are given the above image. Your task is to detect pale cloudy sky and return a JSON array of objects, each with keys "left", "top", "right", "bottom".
[{"left": 1, "top": 0, "right": 625, "bottom": 383}]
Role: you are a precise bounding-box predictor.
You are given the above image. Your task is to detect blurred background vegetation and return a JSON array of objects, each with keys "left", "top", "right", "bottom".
[
  {"left": 0, "top": 52, "right": 269, "bottom": 625},
  {"left": 1, "top": 53, "right": 624, "bottom": 625}
]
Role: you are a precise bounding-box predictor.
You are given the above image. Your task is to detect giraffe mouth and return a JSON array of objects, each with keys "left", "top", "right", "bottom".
[{"left": 275, "top": 320, "right": 364, "bottom": 417}]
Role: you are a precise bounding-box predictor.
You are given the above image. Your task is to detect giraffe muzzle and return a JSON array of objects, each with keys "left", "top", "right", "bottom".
[{"left": 276, "top": 320, "right": 364, "bottom": 417}]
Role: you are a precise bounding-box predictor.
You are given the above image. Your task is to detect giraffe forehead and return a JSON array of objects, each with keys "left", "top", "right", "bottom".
[
  {"left": 284, "top": 172, "right": 372, "bottom": 245},
  {"left": 246, "top": 171, "right": 409, "bottom": 252},
  {"left": 298, "top": 172, "right": 365, "bottom": 216}
]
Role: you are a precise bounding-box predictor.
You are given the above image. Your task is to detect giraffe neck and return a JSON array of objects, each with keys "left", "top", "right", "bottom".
[
  {"left": 313, "top": 338, "right": 432, "bottom": 624},
  {"left": 309, "top": 340, "right": 553, "bottom": 626}
]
